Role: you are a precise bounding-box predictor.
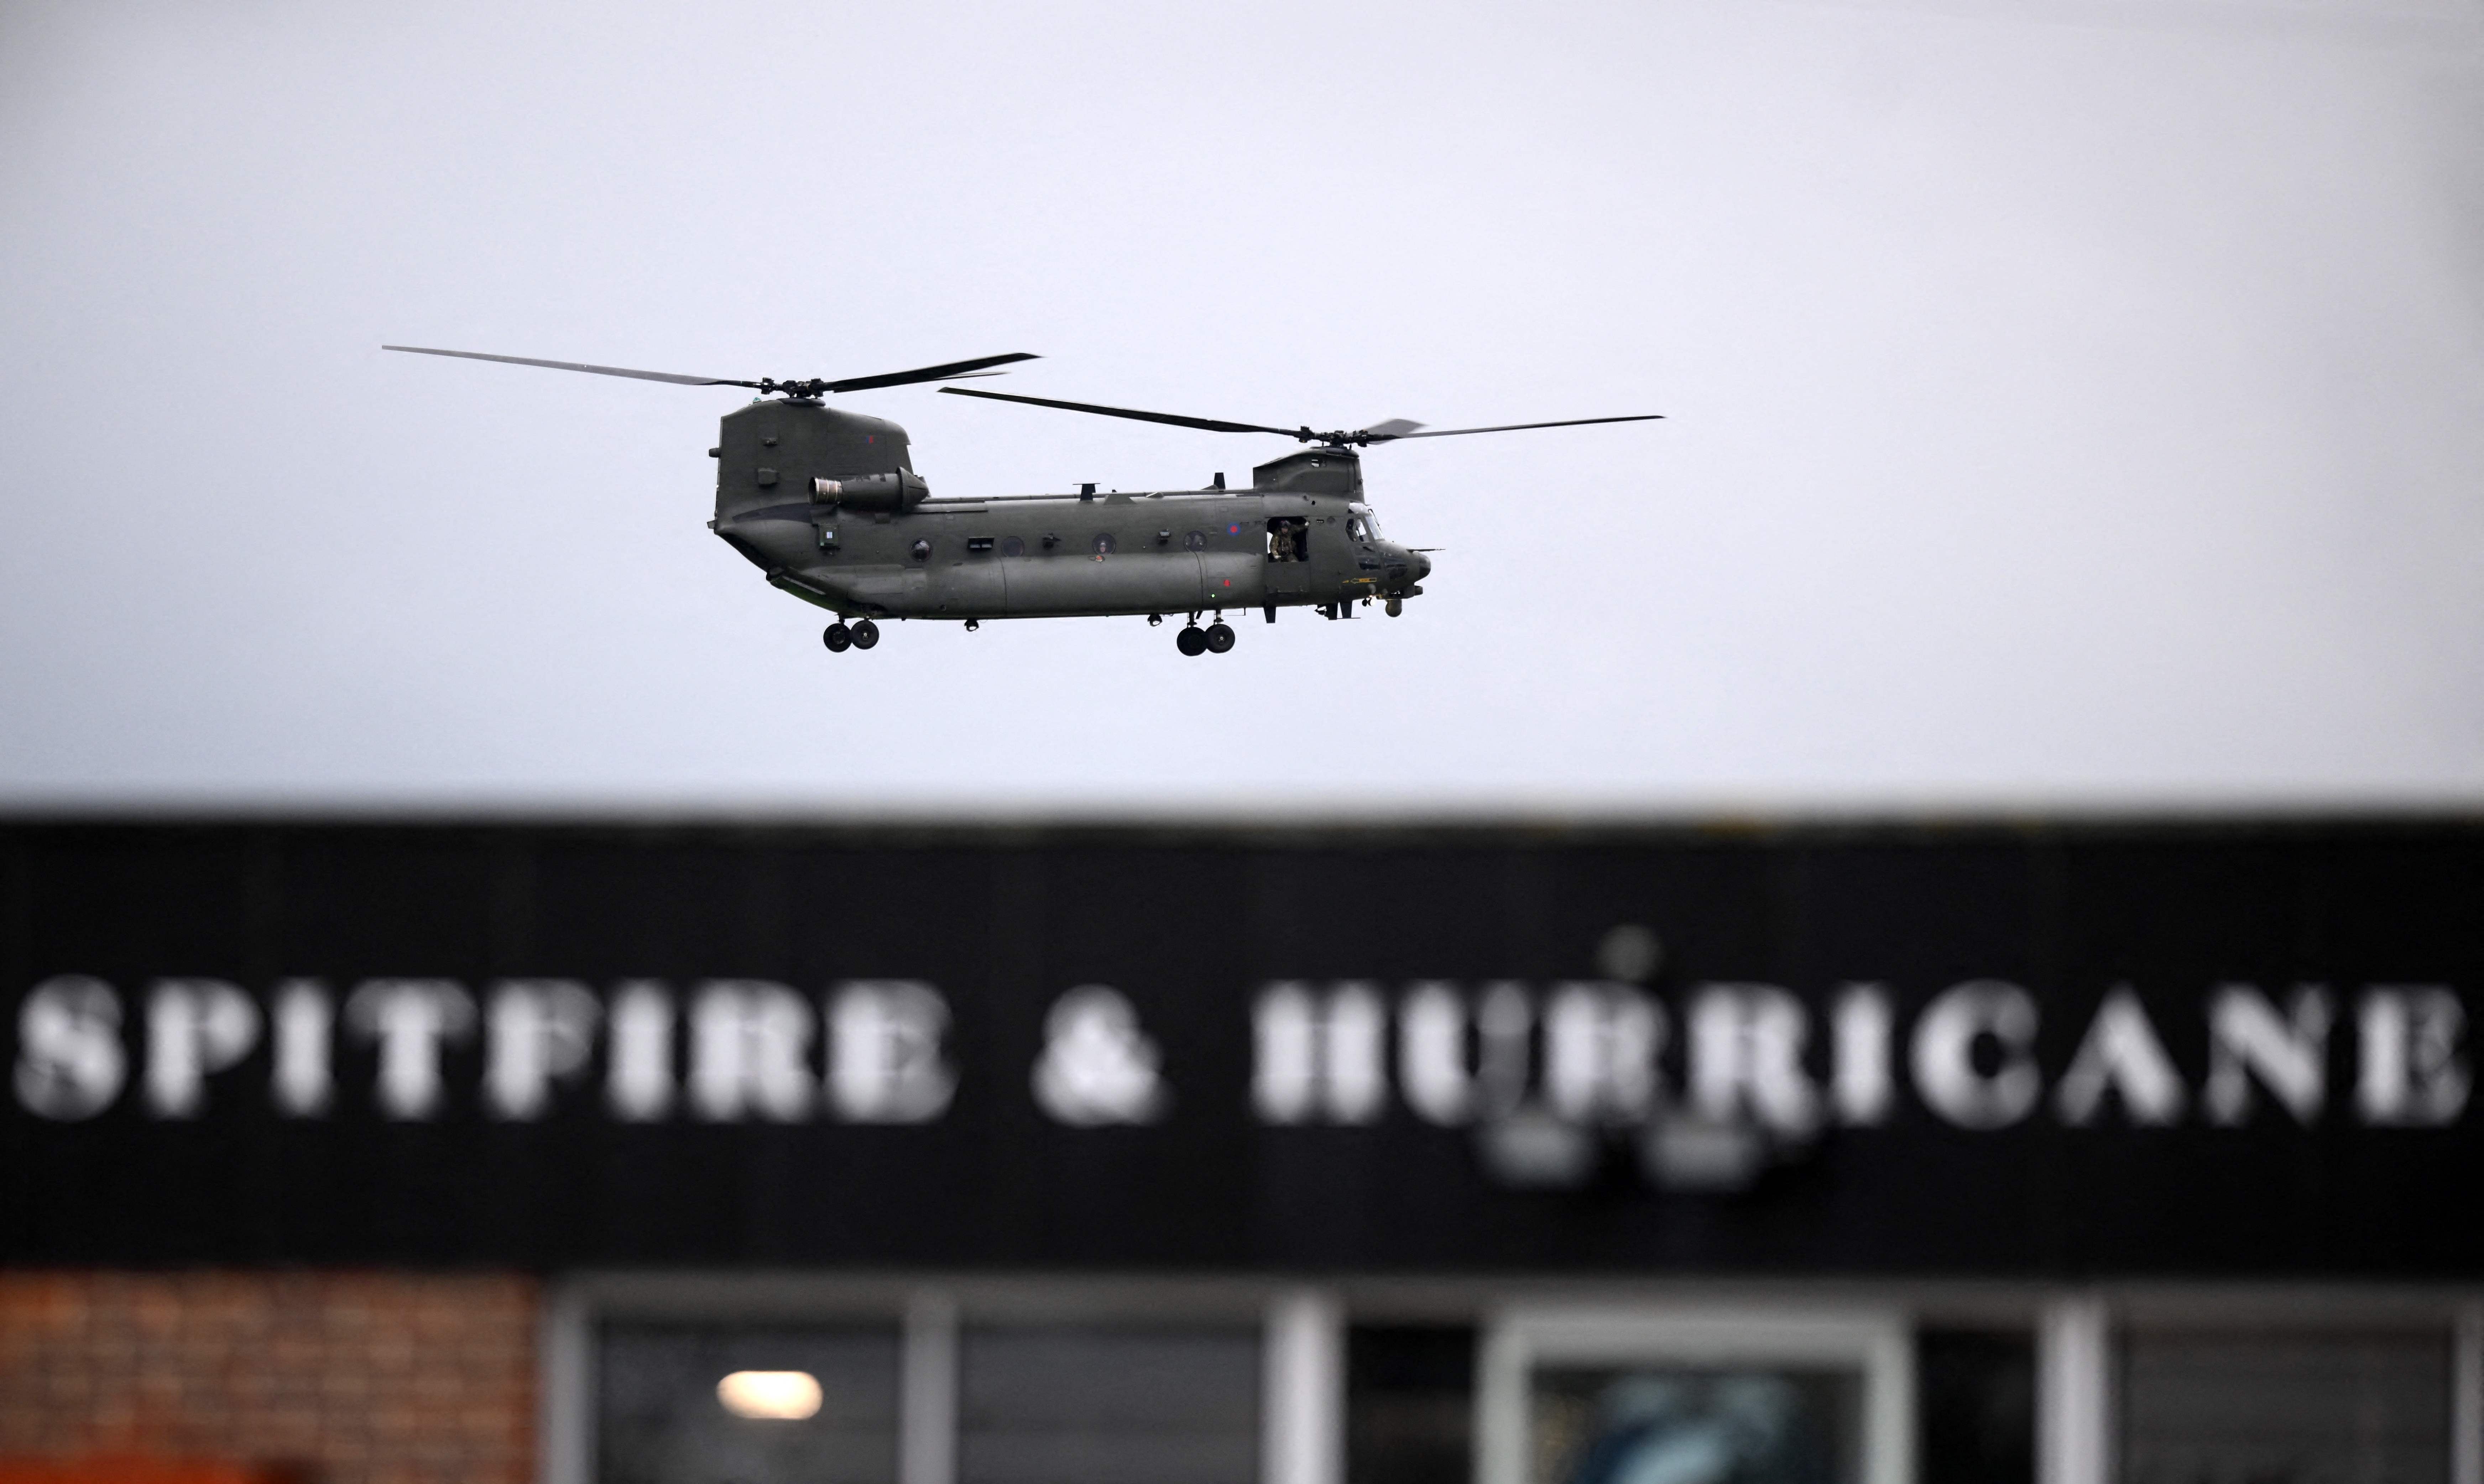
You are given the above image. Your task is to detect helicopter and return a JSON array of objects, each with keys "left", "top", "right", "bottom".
[{"left": 382, "top": 345, "right": 1662, "bottom": 656}]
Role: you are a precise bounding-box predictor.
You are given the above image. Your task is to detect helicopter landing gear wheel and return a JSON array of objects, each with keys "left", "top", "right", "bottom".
[
  {"left": 1385, "top": 597, "right": 1403, "bottom": 617},
  {"left": 1176, "top": 625, "right": 1208, "bottom": 657},
  {"left": 965, "top": 618, "right": 979, "bottom": 633},
  {"left": 1204, "top": 622, "right": 1235, "bottom": 654},
  {"left": 851, "top": 618, "right": 880, "bottom": 650},
  {"left": 823, "top": 623, "right": 852, "bottom": 653}
]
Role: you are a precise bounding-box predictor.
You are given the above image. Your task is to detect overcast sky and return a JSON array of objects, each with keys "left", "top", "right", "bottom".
[{"left": 1, "top": 0, "right": 2479, "bottom": 815}]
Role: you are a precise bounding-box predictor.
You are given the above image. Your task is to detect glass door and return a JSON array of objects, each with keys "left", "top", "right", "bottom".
[{"left": 1477, "top": 1310, "right": 1912, "bottom": 1484}]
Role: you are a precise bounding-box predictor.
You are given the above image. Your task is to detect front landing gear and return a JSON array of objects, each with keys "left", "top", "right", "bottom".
[
  {"left": 1204, "top": 621, "right": 1235, "bottom": 654},
  {"left": 825, "top": 620, "right": 880, "bottom": 653}
]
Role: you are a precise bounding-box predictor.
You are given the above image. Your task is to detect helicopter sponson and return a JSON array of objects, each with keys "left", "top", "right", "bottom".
[{"left": 382, "top": 344, "right": 1657, "bottom": 657}]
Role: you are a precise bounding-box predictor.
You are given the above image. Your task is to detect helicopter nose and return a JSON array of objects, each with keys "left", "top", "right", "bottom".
[{"left": 1414, "top": 553, "right": 1433, "bottom": 581}]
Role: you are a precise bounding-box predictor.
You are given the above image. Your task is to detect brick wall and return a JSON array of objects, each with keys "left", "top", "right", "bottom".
[{"left": 0, "top": 1274, "right": 536, "bottom": 1484}]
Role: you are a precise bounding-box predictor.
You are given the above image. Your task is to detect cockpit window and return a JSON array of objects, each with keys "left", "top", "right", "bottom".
[{"left": 1347, "top": 515, "right": 1370, "bottom": 542}]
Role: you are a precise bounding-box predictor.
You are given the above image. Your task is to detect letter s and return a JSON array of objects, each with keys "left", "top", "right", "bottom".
[{"left": 16, "top": 976, "right": 128, "bottom": 1119}]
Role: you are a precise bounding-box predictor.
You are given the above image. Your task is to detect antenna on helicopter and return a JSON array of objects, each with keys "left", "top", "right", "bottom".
[
  {"left": 935, "top": 387, "right": 1660, "bottom": 446},
  {"left": 383, "top": 345, "right": 1038, "bottom": 400}
]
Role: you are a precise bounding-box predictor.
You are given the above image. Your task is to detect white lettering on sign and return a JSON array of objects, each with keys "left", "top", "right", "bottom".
[
  {"left": 485, "top": 979, "right": 601, "bottom": 1120},
  {"left": 828, "top": 981, "right": 956, "bottom": 1123},
  {"left": 1032, "top": 985, "right": 1165, "bottom": 1125},
  {"left": 1690, "top": 984, "right": 1820, "bottom": 1135},
  {"left": 6, "top": 972, "right": 2476, "bottom": 1141},
  {"left": 2358, "top": 986, "right": 2469, "bottom": 1125},
  {"left": 2056, "top": 988, "right": 2186, "bottom": 1126},
  {"left": 1254, "top": 982, "right": 1385, "bottom": 1124},
  {"left": 346, "top": 979, "right": 475, "bottom": 1120},
  {"left": 1911, "top": 980, "right": 2043, "bottom": 1129},
  {"left": 606, "top": 981, "right": 674, "bottom": 1122},
  {"left": 14, "top": 976, "right": 125, "bottom": 1119},
  {"left": 2204, "top": 985, "right": 2331, "bottom": 1125},
  {"left": 689, "top": 980, "right": 813, "bottom": 1122},
  {"left": 1543, "top": 982, "right": 1661, "bottom": 1123},
  {"left": 1397, "top": 982, "right": 1475, "bottom": 1125},
  {"left": 1475, "top": 982, "right": 1533, "bottom": 1121},
  {"left": 271, "top": 979, "right": 332, "bottom": 1117},
  {"left": 145, "top": 979, "right": 260, "bottom": 1118},
  {"left": 1831, "top": 985, "right": 1894, "bottom": 1126}
]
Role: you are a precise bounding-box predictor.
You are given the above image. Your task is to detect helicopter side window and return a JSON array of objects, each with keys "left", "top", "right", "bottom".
[
  {"left": 1001, "top": 536, "right": 1026, "bottom": 557},
  {"left": 1092, "top": 533, "right": 1116, "bottom": 557},
  {"left": 1265, "top": 517, "right": 1308, "bottom": 563},
  {"left": 1184, "top": 531, "right": 1206, "bottom": 551},
  {"left": 1346, "top": 515, "right": 1369, "bottom": 542}
]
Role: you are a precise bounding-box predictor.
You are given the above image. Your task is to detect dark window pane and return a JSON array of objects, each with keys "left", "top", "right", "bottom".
[
  {"left": 1348, "top": 1325, "right": 1476, "bottom": 1484},
  {"left": 599, "top": 1323, "right": 901, "bottom": 1484},
  {"left": 1531, "top": 1366, "right": 1857, "bottom": 1484},
  {"left": 960, "top": 1325, "right": 1259, "bottom": 1484},
  {"left": 2122, "top": 1330, "right": 2451, "bottom": 1484},
  {"left": 1918, "top": 1328, "right": 2035, "bottom": 1484}
]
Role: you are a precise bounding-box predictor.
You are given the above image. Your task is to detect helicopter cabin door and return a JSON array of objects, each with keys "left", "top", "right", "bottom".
[{"left": 1264, "top": 517, "right": 1310, "bottom": 602}]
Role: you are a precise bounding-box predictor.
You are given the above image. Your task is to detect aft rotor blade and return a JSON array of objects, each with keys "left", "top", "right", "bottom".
[
  {"left": 1367, "top": 413, "right": 1664, "bottom": 442},
  {"left": 940, "top": 386, "right": 1300, "bottom": 437},
  {"left": 823, "top": 352, "right": 1039, "bottom": 393},
  {"left": 382, "top": 345, "right": 754, "bottom": 387}
]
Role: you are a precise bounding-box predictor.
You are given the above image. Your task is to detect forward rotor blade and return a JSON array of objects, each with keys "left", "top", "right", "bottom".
[
  {"left": 823, "top": 352, "right": 1039, "bottom": 393},
  {"left": 382, "top": 345, "right": 753, "bottom": 387},
  {"left": 1368, "top": 413, "right": 1664, "bottom": 442},
  {"left": 940, "top": 386, "right": 1300, "bottom": 437}
]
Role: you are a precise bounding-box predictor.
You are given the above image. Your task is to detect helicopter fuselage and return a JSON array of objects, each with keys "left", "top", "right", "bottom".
[{"left": 706, "top": 396, "right": 1429, "bottom": 623}]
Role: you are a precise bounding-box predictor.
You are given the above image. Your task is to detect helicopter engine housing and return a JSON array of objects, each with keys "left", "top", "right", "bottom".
[
  {"left": 811, "top": 472, "right": 928, "bottom": 512},
  {"left": 713, "top": 398, "right": 914, "bottom": 521}
]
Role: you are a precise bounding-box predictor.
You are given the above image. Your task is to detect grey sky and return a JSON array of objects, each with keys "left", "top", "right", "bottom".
[{"left": 1, "top": 0, "right": 2479, "bottom": 814}]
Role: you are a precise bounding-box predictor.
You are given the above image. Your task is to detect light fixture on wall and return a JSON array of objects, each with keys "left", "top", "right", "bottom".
[{"left": 716, "top": 1370, "right": 823, "bottom": 1420}]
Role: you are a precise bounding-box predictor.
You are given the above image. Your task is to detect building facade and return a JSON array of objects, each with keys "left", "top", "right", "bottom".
[{"left": 4, "top": 821, "right": 2480, "bottom": 1484}]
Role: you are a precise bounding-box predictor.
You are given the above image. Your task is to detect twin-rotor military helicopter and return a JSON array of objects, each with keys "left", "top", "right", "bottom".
[{"left": 384, "top": 344, "right": 1661, "bottom": 656}]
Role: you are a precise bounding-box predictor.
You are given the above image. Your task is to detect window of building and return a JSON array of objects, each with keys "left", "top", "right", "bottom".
[
  {"left": 2120, "top": 1329, "right": 2451, "bottom": 1484},
  {"left": 960, "top": 1325, "right": 1260, "bottom": 1484},
  {"left": 599, "top": 1323, "right": 901, "bottom": 1484},
  {"left": 1478, "top": 1310, "right": 1910, "bottom": 1484}
]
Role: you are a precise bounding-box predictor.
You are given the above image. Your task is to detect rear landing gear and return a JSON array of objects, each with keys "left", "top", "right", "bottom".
[
  {"left": 851, "top": 618, "right": 880, "bottom": 650},
  {"left": 1176, "top": 620, "right": 1236, "bottom": 656},
  {"left": 823, "top": 623, "right": 851, "bottom": 653}
]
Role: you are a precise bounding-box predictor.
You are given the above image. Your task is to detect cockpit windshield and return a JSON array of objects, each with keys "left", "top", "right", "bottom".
[{"left": 1348, "top": 506, "right": 1383, "bottom": 542}]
